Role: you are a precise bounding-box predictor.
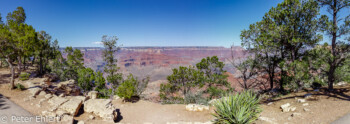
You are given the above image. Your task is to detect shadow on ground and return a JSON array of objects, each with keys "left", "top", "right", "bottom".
[
  {"left": 263, "top": 87, "right": 350, "bottom": 103},
  {"left": 0, "top": 94, "right": 10, "bottom": 110}
]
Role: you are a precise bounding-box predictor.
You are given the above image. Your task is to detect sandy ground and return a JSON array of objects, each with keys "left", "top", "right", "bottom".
[
  {"left": 1, "top": 68, "right": 350, "bottom": 124},
  {"left": 0, "top": 68, "right": 213, "bottom": 124}
]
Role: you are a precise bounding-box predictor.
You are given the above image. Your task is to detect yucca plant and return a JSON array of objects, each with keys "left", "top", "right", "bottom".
[{"left": 212, "top": 90, "right": 262, "bottom": 124}]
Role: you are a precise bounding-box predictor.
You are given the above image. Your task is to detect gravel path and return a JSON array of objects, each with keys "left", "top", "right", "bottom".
[
  {"left": 332, "top": 113, "right": 350, "bottom": 124},
  {"left": 0, "top": 94, "right": 46, "bottom": 124}
]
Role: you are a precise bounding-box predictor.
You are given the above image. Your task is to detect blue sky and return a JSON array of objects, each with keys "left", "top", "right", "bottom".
[{"left": 2, "top": 0, "right": 337, "bottom": 48}]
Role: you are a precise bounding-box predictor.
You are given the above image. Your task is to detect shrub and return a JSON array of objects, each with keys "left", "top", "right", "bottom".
[
  {"left": 77, "top": 68, "right": 95, "bottom": 94},
  {"left": 213, "top": 90, "right": 261, "bottom": 124},
  {"left": 116, "top": 74, "right": 137, "bottom": 100},
  {"left": 15, "top": 83, "right": 25, "bottom": 90},
  {"left": 19, "top": 72, "right": 30, "bottom": 81}
]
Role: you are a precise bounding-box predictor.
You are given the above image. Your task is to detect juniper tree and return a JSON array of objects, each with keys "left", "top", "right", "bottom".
[
  {"left": 101, "top": 35, "right": 122, "bottom": 98},
  {"left": 241, "top": 0, "right": 322, "bottom": 91},
  {"left": 317, "top": 0, "right": 350, "bottom": 90}
]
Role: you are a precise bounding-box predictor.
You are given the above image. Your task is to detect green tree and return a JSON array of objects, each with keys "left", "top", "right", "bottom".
[
  {"left": 0, "top": 14, "right": 17, "bottom": 89},
  {"left": 196, "top": 56, "right": 230, "bottom": 98},
  {"left": 241, "top": 0, "right": 322, "bottom": 91},
  {"left": 77, "top": 67, "right": 95, "bottom": 94},
  {"left": 36, "top": 31, "right": 52, "bottom": 74},
  {"left": 63, "top": 47, "right": 84, "bottom": 81},
  {"left": 160, "top": 66, "right": 204, "bottom": 103},
  {"left": 7, "top": 7, "right": 37, "bottom": 74},
  {"left": 94, "top": 71, "right": 106, "bottom": 91},
  {"left": 318, "top": 0, "right": 350, "bottom": 90},
  {"left": 101, "top": 35, "right": 123, "bottom": 98},
  {"left": 116, "top": 74, "right": 137, "bottom": 100}
]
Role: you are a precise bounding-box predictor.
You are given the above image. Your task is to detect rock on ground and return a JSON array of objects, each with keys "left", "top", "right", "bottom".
[
  {"left": 48, "top": 96, "right": 68, "bottom": 107},
  {"left": 58, "top": 98, "right": 83, "bottom": 116},
  {"left": 185, "top": 104, "right": 210, "bottom": 112},
  {"left": 88, "top": 91, "right": 98, "bottom": 99},
  {"left": 28, "top": 87, "right": 41, "bottom": 97},
  {"left": 84, "top": 99, "right": 117, "bottom": 122},
  {"left": 280, "top": 103, "right": 296, "bottom": 112}
]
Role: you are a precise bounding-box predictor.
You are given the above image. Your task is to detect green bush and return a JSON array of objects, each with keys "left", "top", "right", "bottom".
[
  {"left": 15, "top": 83, "right": 25, "bottom": 90},
  {"left": 116, "top": 74, "right": 137, "bottom": 100},
  {"left": 213, "top": 90, "right": 262, "bottom": 124},
  {"left": 19, "top": 72, "right": 30, "bottom": 81}
]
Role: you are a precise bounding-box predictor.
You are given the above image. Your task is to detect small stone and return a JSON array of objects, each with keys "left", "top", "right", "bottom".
[
  {"left": 302, "top": 103, "right": 309, "bottom": 106},
  {"left": 290, "top": 107, "right": 296, "bottom": 112},
  {"left": 291, "top": 113, "right": 301, "bottom": 117},
  {"left": 30, "top": 103, "right": 34, "bottom": 106},
  {"left": 303, "top": 108, "right": 310, "bottom": 112},
  {"left": 88, "top": 91, "right": 98, "bottom": 99},
  {"left": 267, "top": 102, "right": 274, "bottom": 105},
  {"left": 297, "top": 99, "right": 306, "bottom": 103},
  {"left": 77, "top": 121, "right": 85, "bottom": 124},
  {"left": 88, "top": 115, "right": 95, "bottom": 120},
  {"left": 281, "top": 103, "right": 291, "bottom": 112}
]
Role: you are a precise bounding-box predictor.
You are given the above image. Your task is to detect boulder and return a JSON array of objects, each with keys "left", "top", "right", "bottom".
[
  {"left": 185, "top": 104, "right": 210, "bottom": 112},
  {"left": 57, "top": 79, "right": 75, "bottom": 89},
  {"left": 58, "top": 98, "right": 83, "bottom": 116},
  {"left": 48, "top": 96, "right": 68, "bottom": 107},
  {"left": 88, "top": 91, "right": 98, "bottom": 99},
  {"left": 28, "top": 87, "right": 41, "bottom": 97},
  {"left": 56, "top": 110, "right": 69, "bottom": 117},
  {"left": 26, "top": 81, "right": 37, "bottom": 88},
  {"left": 280, "top": 103, "right": 296, "bottom": 112},
  {"left": 84, "top": 99, "right": 117, "bottom": 121},
  {"left": 39, "top": 91, "right": 47, "bottom": 96},
  {"left": 45, "top": 94, "right": 53, "bottom": 99},
  {"left": 73, "top": 96, "right": 88, "bottom": 102}
]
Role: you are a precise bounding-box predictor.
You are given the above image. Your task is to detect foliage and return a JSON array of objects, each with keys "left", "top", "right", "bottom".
[
  {"left": 19, "top": 72, "right": 30, "bottom": 81},
  {"left": 15, "top": 83, "right": 25, "bottom": 90},
  {"left": 116, "top": 74, "right": 149, "bottom": 100},
  {"left": 77, "top": 67, "right": 95, "bottom": 93},
  {"left": 101, "top": 35, "right": 122, "bottom": 98},
  {"left": 213, "top": 90, "right": 262, "bottom": 124},
  {"left": 196, "top": 56, "right": 231, "bottom": 98},
  {"left": 116, "top": 74, "right": 137, "bottom": 100},
  {"left": 160, "top": 66, "right": 204, "bottom": 103},
  {"left": 317, "top": 0, "right": 350, "bottom": 90},
  {"left": 94, "top": 71, "right": 106, "bottom": 91},
  {"left": 241, "top": 0, "right": 322, "bottom": 92}
]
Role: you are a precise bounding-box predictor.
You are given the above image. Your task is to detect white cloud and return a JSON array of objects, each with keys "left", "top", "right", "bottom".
[{"left": 92, "top": 41, "right": 103, "bottom": 45}]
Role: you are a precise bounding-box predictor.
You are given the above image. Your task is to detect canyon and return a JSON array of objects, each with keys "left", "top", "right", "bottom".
[{"left": 61, "top": 46, "right": 246, "bottom": 81}]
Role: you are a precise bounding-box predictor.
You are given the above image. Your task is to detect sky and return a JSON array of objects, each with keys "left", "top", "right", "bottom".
[{"left": 0, "top": 0, "right": 342, "bottom": 48}]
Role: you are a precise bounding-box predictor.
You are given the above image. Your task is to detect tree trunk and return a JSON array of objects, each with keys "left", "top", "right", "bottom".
[
  {"left": 39, "top": 52, "right": 43, "bottom": 75},
  {"left": 5, "top": 58, "right": 15, "bottom": 89},
  {"left": 269, "top": 73, "right": 274, "bottom": 90},
  {"left": 17, "top": 56, "right": 22, "bottom": 75},
  {"left": 328, "top": 0, "right": 338, "bottom": 91}
]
